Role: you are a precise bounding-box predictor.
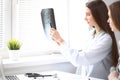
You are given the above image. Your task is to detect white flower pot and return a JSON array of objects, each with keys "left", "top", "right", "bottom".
[{"left": 8, "top": 50, "right": 20, "bottom": 61}]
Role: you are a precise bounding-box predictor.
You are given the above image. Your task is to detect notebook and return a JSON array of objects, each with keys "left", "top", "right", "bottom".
[{"left": 41, "top": 8, "right": 57, "bottom": 40}]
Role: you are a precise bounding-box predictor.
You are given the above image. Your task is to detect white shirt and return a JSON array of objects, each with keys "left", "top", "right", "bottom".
[{"left": 60, "top": 29, "right": 112, "bottom": 80}]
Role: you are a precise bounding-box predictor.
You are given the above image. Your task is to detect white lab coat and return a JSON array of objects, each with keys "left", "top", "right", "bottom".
[{"left": 60, "top": 29, "right": 112, "bottom": 80}]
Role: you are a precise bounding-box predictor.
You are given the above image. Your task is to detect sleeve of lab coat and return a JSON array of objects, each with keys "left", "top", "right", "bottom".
[{"left": 60, "top": 34, "right": 112, "bottom": 66}]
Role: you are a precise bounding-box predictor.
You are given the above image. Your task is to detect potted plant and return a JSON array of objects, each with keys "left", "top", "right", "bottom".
[
  {"left": 7, "top": 39, "right": 21, "bottom": 61},
  {"left": 8, "top": 39, "right": 21, "bottom": 50}
]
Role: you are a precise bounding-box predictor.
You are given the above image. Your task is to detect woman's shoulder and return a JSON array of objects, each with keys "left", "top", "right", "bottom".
[
  {"left": 103, "top": 32, "right": 112, "bottom": 39},
  {"left": 97, "top": 31, "right": 112, "bottom": 42}
]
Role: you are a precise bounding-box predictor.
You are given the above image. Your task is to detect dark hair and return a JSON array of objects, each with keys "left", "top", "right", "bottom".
[
  {"left": 109, "top": 0, "right": 120, "bottom": 31},
  {"left": 86, "top": 0, "right": 119, "bottom": 66}
]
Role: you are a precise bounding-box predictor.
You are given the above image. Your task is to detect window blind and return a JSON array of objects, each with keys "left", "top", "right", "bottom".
[
  {"left": 0, "top": 0, "right": 5, "bottom": 49},
  {"left": 14, "top": 0, "right": 68, "bottom": 55}
]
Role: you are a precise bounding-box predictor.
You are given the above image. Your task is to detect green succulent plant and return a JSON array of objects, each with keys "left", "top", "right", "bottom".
[{"left": 7, "top": 39, "right": 21, "bottom": 50}]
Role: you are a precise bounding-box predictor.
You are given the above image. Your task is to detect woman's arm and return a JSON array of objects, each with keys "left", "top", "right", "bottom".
[
  {"left": 50, "top": 28, "right": 112, "bottom": 66},
  {"left": 60, "top": 34, "right": 112, "bottom": 66}
]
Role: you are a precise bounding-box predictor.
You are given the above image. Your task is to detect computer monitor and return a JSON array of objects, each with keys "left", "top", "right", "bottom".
[{"left": 0, "top": 57, "right": 6, "bottom": 80}]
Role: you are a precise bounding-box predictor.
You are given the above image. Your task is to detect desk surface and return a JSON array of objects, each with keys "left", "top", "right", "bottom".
[{"left": 16, "top": 71, "right": 104, "bottom": 80}]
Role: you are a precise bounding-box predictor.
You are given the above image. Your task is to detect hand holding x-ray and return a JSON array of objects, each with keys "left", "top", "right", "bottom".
[{"left": 41, "top": 8, "right": 57, "bottom": 40}]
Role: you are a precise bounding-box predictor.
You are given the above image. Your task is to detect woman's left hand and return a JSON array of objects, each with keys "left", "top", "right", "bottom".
[{"left": 108, "top": 71, "right": 119, "bottom": 80}]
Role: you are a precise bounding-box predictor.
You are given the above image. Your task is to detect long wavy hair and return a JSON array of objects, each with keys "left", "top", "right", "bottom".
[
  {"left": 109, "top": 0, "right": 120, "bottom": 31},
  {"left": 86, "top": 0, "right": 119, "bottom": 67}
]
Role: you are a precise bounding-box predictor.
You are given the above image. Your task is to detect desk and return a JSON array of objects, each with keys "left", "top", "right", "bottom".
[{"left": 16, "top": 71, "right": 104, "bottom": 80}]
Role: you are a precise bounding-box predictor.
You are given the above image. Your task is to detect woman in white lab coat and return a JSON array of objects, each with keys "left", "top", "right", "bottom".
[
  {"left": 108, "top": 1, "right": 120, "bottom": 80},
  {"left": 50, "top": 0, "right": 119, "bottom": 80}
]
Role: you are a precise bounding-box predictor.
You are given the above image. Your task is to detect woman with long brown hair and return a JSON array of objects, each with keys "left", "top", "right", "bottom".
[
  {"left": 50, "top": 0, "right": 118, "bottom": 79},
  {"left": 108, "top": 1, "right": 120, "bottom": 80}
]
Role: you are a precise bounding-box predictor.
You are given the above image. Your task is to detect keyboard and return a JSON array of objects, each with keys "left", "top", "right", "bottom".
[
  {"left": 5, "top": 75, "right": 20, "bottom": 80},
  {"left": 4, "top": 73, "right": 58, "bottom": 80}
]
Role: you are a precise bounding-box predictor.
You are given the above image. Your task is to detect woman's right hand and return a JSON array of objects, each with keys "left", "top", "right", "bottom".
[
  {"left": 50, "top": 28, "right": 64, "bottom": 45},
  {"left": 108, "top": 71, "right": 119, "bottom": 80}
]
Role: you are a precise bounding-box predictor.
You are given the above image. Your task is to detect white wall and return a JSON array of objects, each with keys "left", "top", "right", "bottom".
[
  {"left": 4, "top": 62, "right": 76, "bottom": 75},
  {"left": 115, "top": 32, "right": 120, "bottom": 55},
  {"left": 3, "top": 54, "right": 76, "bottom": 75},
  {"left": 104, "top": 0, "right": 117, "bottom": 5}
]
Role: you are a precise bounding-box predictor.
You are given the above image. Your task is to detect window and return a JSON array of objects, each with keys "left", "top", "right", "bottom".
[
  {"left": 0, "top": 0, "right": 11, "bottom": 51},
  {"left": 12, "top": 0, "right": 69, "bottom": 56},
  {"left": 68, "top": 0, "right": 89, "bottom": 49},
  {"left": 12, "top": 0, "right": 89, "bottom": 56},
  {"left": 0, "top": 0, "right": 5, "bottom": 49},
  {"left": 1, "top": 0, "right": 88, "bottom": 58}
]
